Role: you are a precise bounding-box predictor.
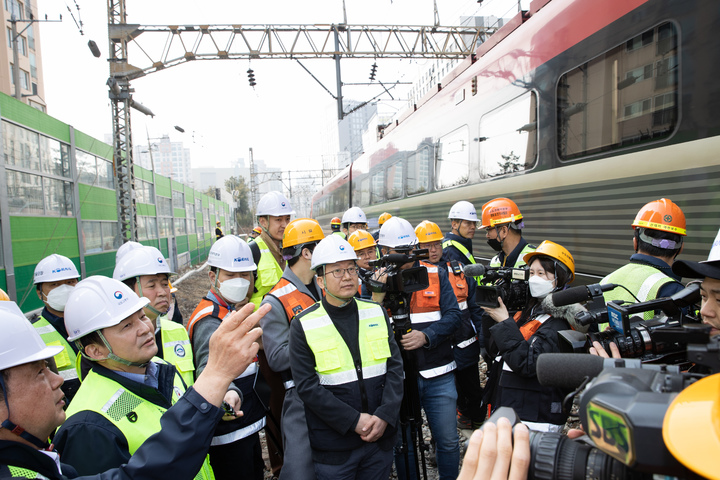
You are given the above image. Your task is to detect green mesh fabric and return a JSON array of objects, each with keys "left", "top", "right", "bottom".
[
  {"left": 104, "top": 390, "right": 143, "bottom": 421},
  {"left": 7, "top": 466, "right": 47, "bottom": 478}
]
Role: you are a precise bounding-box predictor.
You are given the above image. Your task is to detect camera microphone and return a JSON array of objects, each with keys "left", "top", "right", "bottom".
[
  {"left": 382, "top": 253, "right": 412, "bottom": 264},
  {"left": 462, "top": 263, "right": 486, "bottom": 277},
  {"left": 551, "top": 283, "right": 617, "bottom": 307},
  {"left": 536, "top": 353, "right": 643, "bottom": 390}
]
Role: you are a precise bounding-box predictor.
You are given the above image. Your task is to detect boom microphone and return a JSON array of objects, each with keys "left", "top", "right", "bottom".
[
  {"left": 551, "top": 283, "right": 618, "bottom": 307},
  {"left": 462, "top": 264, "right": 486, "bottom": 277},
  {"left": 536, "top": 353, "right": 643, "bottom": 390}
]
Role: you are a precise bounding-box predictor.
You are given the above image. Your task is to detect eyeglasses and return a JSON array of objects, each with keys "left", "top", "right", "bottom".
[{"left": 326, "top": 266, "right": 360, "bottom": 278}]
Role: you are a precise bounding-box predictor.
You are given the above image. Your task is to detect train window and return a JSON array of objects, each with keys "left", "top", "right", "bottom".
[
  {"left": 43, "top": 178, "right": 73, "bottom": 216},
  {"left": 436, "top": 126, "right": 469, "bottom": 189},
  {"left": 406, "top": 147, "right": 431, "bottom": 196},
  {"left": 479, "top": 92, "right": 537, "bottom": 178},
  {"left": 558, "top": 22, "right": 678, "bottom": 160},
  {"left": 371, "top": 171, "right": 384, "bottom": 204},
  {"left": 356, "top": 178, "right": 370, "bottom": 207},
  {"left": 6, "top": 171, "right": 43, "bottom": 215},
  {"left": 386, "top": 160, "right": 403, "bottom": 200}
]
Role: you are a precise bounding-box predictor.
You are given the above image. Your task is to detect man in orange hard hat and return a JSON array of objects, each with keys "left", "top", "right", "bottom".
[{"left": 601, "top": 198, "right": 687, "bottom": 322}]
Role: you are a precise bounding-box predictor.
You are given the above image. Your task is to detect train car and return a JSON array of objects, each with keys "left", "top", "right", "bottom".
[{"left": 311, "top": 0, "right": 720, "bottom": 282}]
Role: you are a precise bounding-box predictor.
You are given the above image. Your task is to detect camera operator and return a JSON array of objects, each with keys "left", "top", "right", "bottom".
[
  {"left": 481, "top": 241, "right": 587, "bottom": 432},
  {"left": 600, "top": 199, "right": 687, "bottom": 324},
  {"left": 372, "top": 217, "right": 462, "bottom": 480}
]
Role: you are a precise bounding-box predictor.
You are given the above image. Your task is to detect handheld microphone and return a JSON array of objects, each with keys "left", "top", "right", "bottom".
[
  {"left": 462, "top": 263, "right": 486, "bottom": 277},
  {"left": 551, "top": 283, "right": 617, "bottom": 307},
  {"left": 536, "top": 353, "right": 643, "bottom": 390}
]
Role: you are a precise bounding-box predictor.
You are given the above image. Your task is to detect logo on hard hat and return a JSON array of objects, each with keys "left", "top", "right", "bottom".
[
  {"left": 52, "top": 267, "right": 73, "bottom": 274},
  {"left": 339, "top": 245, "right": 345, "bottom": 251},
  {"left": 114, "top": 291, "right": 123, "bottom": 300},
  {"left": 399, "top": 234, "right": 410, "bottom": 240},
  {"left": 35, "top": 270, "right": 43, "bottom": 277},
  {"left": 174, "top": 344, "right": 186, "bottom": 358},
  {"left": 233, "top": 257, "right": 250, "bottom": 263},
  {"left": 664, "top": 215, "right": 672, "bottom": 222},
  {"left": 281, "top": 202, "right": 286, "bottom": 207},
  {"left": 157, "top": 257, "right": 164, "bottom": 264}
]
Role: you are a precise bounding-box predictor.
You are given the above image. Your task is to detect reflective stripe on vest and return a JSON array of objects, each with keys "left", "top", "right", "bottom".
[
  {"left": 299, "top": 301, "right": 390, "bottom": 386},
  {"left": 250, "top": 237, "right": 283, "bottom": 310},
  {"left": 442, "top": 239, "right": 475, "bottom": 264},
  {"left": 32, "top": 316, "right": 75, "bottom": 373},
  {"left": 421, "top": 361, "right": 456, "bottom": 378},
  {"left": 64, "top": 366, "right": 215, "bottom": 480},
  {"left": 456, "top": 336, "right": 477, "bottom": 349},
  {"left": 268, "top": 278, "right": 317, "bottom": 323},
  {"left": 159, "top": 315, "right": 195, "bottom": 386},
  {"left": 409, "top": 261, "right": 441, "bottom": 324},
  {"left": 187, "top": 298, "right": 258, "bottom": 380},
  {"left": 4, "top": 466, "right": 49, "bottom": 479},
  {"left": 211, "top": 417, "right": 266, "bottom": 446},
  {"left": 601, "top": 263, "right": 675, "bottom": 321}
]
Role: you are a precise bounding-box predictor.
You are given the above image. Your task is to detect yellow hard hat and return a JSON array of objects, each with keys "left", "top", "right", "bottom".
[
  {"left": 378, "top": 212, "right": 392, "bottom": 226},
  {"left": 0, "top": 288, "right": 9, "bottom": 301},
  {"left": 415, "top": 220, "right": 443, "bottom": 244},
  {"left": 283, "top": 218, "right": 324, "bottom": 248},
  {"left": 523, "top": 240, "right": 575, "bottom": 282},
  {"left": 663, "top": 373, "right": 720, "bottom": 479},
  {"left": 348, "top": 229, "right": 376, "bottom": 251}
]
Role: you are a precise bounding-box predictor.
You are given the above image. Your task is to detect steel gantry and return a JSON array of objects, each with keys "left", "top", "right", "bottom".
[{"left": 107, "top": 0, "right": 497, "bottom": 242}]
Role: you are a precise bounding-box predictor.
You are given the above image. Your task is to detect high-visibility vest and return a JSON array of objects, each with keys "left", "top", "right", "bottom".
[
  {"left": 446, "top": 264, "right": 477, "bottom": 350},
  {"left": 601, "top": 263, "right": 676, "bottom": 321},
  {"left": 267, "top": 278, "right": 317, "bottom": 323},
  {"left": 63, "top": 365, "right": 215, "bottom": 480},
  {"left": 157, "top": 315, "right": 195, "bottom": 386},
  {"left": 490, "top": 244, "right": 536, "bottom": 268},
  {"left": 250, "top": 237, "right": 283, "bottom": 310},
  {"left": 3, "top": 466, "right": 45, "bottom": 478},
  {"left": 442, "top": 239, "right": 475, "bottom": 264},
  {"left": 30, "top": 315, "right": 78, "bottom": 381},
  {"left": 409, "top": 260, "right": 456, "bottom": 378}
]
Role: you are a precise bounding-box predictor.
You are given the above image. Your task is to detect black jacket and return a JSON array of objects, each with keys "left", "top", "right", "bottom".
[
  {"left": 0, "top": 387, "right": 223, "bottom": 480},
  {"left": 442, "top": 232, "right": 475, "bottom": 266}
]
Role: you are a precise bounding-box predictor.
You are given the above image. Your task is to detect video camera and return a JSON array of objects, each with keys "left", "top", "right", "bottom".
[
  {"left": 555, "top": 283, "right": 703, "bottom": 364},
  {"left": 494, "top": 347, "right": 719, "bottom": 479},
  {"left": 367, "top": 248, "right": 430, "bottom": 295},
  {"left": 464, "top": 263, "right": 529, "bottom": 310}
]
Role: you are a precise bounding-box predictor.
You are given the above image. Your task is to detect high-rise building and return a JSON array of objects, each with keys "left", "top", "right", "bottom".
[
  {"left": 133, "top": 134, "right": 192, "bottom": 185},
  {"left": 0, "top": 0, "right": 46, "bottom": 111},
  {"left": 337, "top": 100, "right": 377, "bottom": 168}
]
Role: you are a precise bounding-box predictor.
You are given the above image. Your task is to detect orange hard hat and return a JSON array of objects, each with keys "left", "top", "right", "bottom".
[
  {"left": 378, "top": 212, "right": 392, "bottom": 226},
  {"left": 331, "top": 217, "right": 342, "bottom": 225},
  {"left": 631, "top": 198, "right": 686, "bottom": 236},
  {"left": 253, "top": 226, "right": 262, "bottom": 234},
  {"left": 524, "top": 240, "right": 575, "bottom": 282},
  {"left": 347, "top": 229, "right": 377, "bottom": 251},
  {"left": 481, "top": 198, "right": 523, "bottom": 228},
  {"left": 283, "top": 218, "right": 325, "bottom": 248},
  {"left": 415, "top": 220, "right": 444, "bottom": 244}
]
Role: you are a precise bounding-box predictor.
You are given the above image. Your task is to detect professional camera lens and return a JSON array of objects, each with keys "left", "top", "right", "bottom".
[{"left": 529, "top": 432, "right": 645, "bottom": 480}]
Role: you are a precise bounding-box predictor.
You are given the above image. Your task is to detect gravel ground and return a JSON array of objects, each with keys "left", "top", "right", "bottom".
[{"left": 173, "top": 265, "right": 578, "bottom": 479}]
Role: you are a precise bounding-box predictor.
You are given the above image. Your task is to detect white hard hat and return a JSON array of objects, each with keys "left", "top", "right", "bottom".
[
  {"left": 33, "top": 254, "right": 80, "bottom": 284},
  {"left": 116, "top": 241, "right": 144, "bottom": 263},
  {"left": 310, "top": 235, "right": 358, "bottom": 271},
  {"left": 448, "top": 201, "right": 478, "bottom": 222},
  {"left": 64, "top": 276, "right": 150, "bottom": 342},
  {"left": 208, "top": 236, "right": 257, "bottom": 272},
  {"left": 0, "top": 302, "right": 63, "bottom": 371},
  {"left": 113, "top": 246, "right": 175, "bottom": 281},
  {"left": 341, "top": 206, "right": 367, "bottom": 225},
  {"left": 256, "top": 191, "right": 295, "bottom": 217},
  {"left": 378, "top": 217, "right": 418, "bottom": 249}
]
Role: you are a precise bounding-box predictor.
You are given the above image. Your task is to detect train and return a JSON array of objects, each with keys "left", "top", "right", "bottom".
[
  {"left": 311, "top": 0, "right": 720, "bottom": 282},
  {"left": 0, "top": 92, "right": 231, "bottom": 313}
]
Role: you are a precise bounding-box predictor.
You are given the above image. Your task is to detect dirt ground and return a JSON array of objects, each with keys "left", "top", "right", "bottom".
[{"left": 171, "top": 264, "right": 579, "bottom": 479}]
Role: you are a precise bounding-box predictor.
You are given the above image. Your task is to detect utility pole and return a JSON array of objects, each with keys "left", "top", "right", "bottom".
[
  {"left": 8, "top": 13, "right": 59, "bottom": 100},
  {"left": 249, "top": 147, "right": 257, "bottom": 211}
]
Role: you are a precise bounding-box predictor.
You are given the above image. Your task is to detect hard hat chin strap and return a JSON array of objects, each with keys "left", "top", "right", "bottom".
[
  {"left": 78, "top": 331, "right": 149, "bottom": 368},
  {"left": 0, "top": 373, "right": 51, "bottom": 449},
  {"left": 322, "top": 266, "right": 353, "bottom": 308},
  {"left": 136, "top": 277, "right": 169, "bottom": 319}
]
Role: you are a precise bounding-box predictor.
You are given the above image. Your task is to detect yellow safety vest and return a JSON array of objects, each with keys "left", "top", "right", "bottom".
[
  {"left": 442, "top": 239, "right": 476, "bottom": 264},
  {"left": 64, "top": 364, "right": 214, "bottom": 480},
  {"left": 249, "top": 237, "right": 283, "bottom": 310},
  {"left": 158, "top": 315, "right": 195, "bottom": 387},
  {"left": 299, "top": 300, "right": 390, "bottom": 385},
  {"left": 31, "top": 315, "right": 77, "bottom": 377},
  {"left": 490, "top": 244, "right": 536, "bottom": 268},
  {"left": 601, "top": 263, "right": 675, "bottom": 322}
]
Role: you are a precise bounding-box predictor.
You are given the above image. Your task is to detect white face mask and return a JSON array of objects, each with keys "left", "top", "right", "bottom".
[
  {"left": 45, "top": 284, "right": 74, "bottom": 312},
  {"left": 219, "top": 277, "right": 251, "bottom": 304},
  {"left": 528, "top": 276, "right": 554, "bottom": 299}
]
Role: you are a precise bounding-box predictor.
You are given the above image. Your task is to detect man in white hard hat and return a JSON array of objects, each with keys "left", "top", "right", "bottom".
[
  {"left": 260, "top": 218, "right": 324, "bottom": 480},
  {"left": 113, "top": 246, "right": 195, "bottom": 387},
  {"left": 53, "top": 277, "right": 214, "bottom": 477},
  {"left": 288, "top": 235, "right": 403, "bottom": 479},
  {"left": 0, "top": 299, "right": 266, "bottom": 479},
  {"left": 341, "top": 206, "right": 368, "bottom": 238},
  {"left": 249, "top": 191, "right": 295, "bottom": 310},
  {"left": 373, "top": 217, "right": 462, "bottom": 480},
  {"left": 443, "top": 201, "right": 479, "bottom": 266},
  {"left": 186, "top": 236, "right": 266, "bottom": 480},
  {"left": 30, "top": 254, "right": 81, "bottom": 401}
]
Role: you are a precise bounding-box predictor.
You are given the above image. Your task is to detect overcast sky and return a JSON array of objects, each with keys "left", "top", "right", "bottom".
[{"left": 36, "top": 0, "right": 526, "bottom": 172}]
